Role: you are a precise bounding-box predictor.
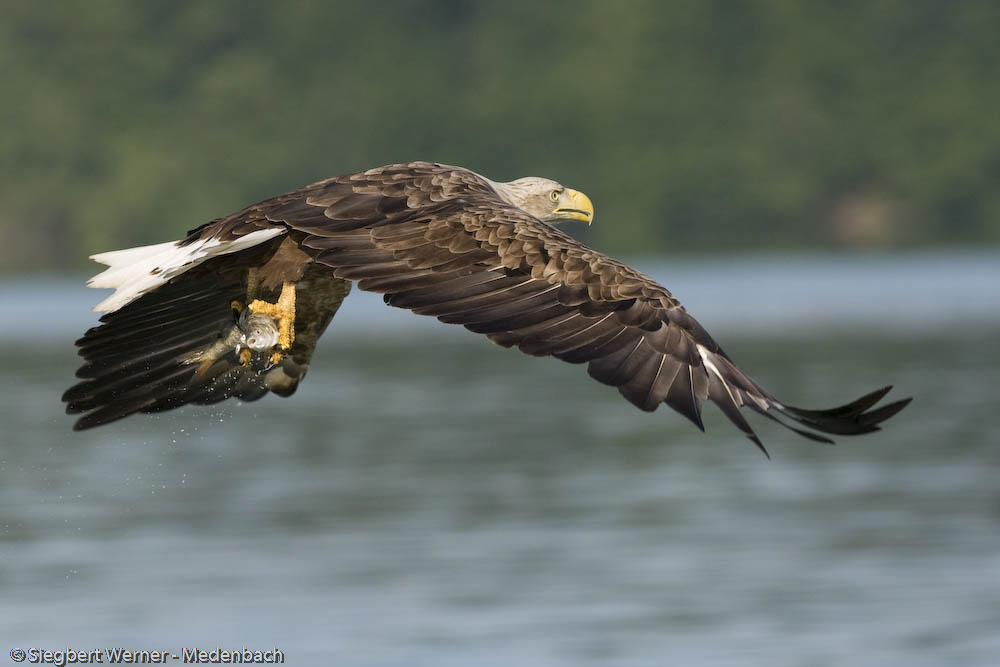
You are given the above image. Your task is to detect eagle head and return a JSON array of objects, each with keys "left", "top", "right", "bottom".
[{"left": 490, "top": 176, "right": 595, "bottom": 225}]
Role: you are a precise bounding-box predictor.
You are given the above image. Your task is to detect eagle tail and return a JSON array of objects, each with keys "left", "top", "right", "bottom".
[{"left": 87, "top": 228, "right": 284, "bottom": 313}]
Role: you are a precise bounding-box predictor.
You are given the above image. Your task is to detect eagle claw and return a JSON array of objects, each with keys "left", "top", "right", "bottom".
[{"left": 246, "top": 282, "right": 296, "bottom": 350}]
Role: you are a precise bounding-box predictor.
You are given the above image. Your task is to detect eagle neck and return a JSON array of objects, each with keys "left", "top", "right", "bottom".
[{"left": 483, "top": 178, "right": 523, "bottom": 209}]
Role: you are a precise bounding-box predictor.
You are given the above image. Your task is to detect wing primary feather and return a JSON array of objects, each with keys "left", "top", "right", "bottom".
[
  {"left": 586, "top": 335, "right": 643, "bottom": 386},
  {"left": 747, "top": 406, "right": 836, "bottom": 444},
  {"left": 773, "top": 390, "right": 912, "bottom": 436},
  {"left": 607, "top": 339, "right": 654, "bottom": 389},
  {"left": 619, "top": 351, "right": 677, "bottom": 412},
  {"left": 664, "top": 366, "right": 704, "bottom": 431},
  {"left": 706, "top": 374, "right": 769, "bottom": 457},
  {"left": 779, "top": 386, "right": 894, "bottom": 420}
]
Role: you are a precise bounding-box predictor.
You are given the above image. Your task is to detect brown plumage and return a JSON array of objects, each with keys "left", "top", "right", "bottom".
[{"left": 64, "top": 162, "right": 910, "bottom": 453}]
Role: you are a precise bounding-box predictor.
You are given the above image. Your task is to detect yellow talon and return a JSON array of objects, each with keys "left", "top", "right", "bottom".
[
  {"left": 247, "top": 281, "right": 296, "bottom": 350},
  {"left": 269, "top": 349, "right": 285, "bottom": 365},
  {"left": 239, "top": 348, "right": 253, "bottom": 367},
  {"left": 231, "top": 300, "right": 245, "bottom": 312}
]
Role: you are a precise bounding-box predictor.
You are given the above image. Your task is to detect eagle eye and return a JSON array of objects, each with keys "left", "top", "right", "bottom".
[{"left": 549, "top": 189, "right": 560, "bottom": 202}]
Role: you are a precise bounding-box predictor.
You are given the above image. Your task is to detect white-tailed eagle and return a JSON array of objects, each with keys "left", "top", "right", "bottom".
[{"left": 64, "top": 162, "right": 909, "bottom": 454}]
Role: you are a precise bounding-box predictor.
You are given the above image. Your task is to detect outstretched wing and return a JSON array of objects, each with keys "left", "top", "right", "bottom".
[{"left": 248, "top": 163, "right": 910, "bottom": 453}]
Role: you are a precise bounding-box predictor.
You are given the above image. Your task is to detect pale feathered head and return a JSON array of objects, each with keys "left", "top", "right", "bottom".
[{"left": 488, "top": 176, "right": 595, "bottom": 225}]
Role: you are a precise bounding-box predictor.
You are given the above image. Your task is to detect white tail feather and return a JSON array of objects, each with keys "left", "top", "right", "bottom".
[
  {"left": 88, "top": 241, "right": 183, "bottom": 289},
  {"left": 88, "top": 228, "right": 285, "bottom": 313}
]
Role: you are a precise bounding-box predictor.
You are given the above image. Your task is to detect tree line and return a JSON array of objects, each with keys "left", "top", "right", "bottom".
[{"left": 2, "top": 0, "right": 997, "bottom": 271}]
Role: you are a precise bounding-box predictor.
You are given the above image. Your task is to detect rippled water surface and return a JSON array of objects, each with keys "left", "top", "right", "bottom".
[{"left": 2, "top": 253, "right": 998, "bottom": 666}]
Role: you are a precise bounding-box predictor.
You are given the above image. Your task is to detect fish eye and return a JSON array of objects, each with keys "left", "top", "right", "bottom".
[{"left": 549, "top": 189, "right": 560, "bottom": 202}]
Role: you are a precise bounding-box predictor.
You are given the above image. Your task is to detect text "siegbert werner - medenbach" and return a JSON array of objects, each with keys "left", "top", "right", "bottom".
[{"left": 24, "top": 647, "right": 285, "bottom": 664}]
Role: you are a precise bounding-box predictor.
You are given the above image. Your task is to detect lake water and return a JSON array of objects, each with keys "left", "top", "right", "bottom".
[{"left": 2, "top": 252, "right": 998, "bottom": 666}]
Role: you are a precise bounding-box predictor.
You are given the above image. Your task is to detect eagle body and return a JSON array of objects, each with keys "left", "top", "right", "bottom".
[{"left": 64, "top": 162, "right": 909, "bottom": 452}]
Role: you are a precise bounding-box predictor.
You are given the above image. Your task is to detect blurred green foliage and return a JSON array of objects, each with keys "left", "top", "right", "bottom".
[{"left": 2, "top": 0, "right": 999, "bottom": 271}]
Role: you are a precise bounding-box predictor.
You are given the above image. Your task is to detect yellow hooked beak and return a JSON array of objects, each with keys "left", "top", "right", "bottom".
[{"left": 554, "top": 188, "right": 595, "bottom": 225}]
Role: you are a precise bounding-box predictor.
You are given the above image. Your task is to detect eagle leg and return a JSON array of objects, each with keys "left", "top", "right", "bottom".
[
  {"left": 228, "top": 268, "right": 259, "bottom": 314},
  {"left": 247, "top": 281, "right": 296, "bottom": 363}
]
